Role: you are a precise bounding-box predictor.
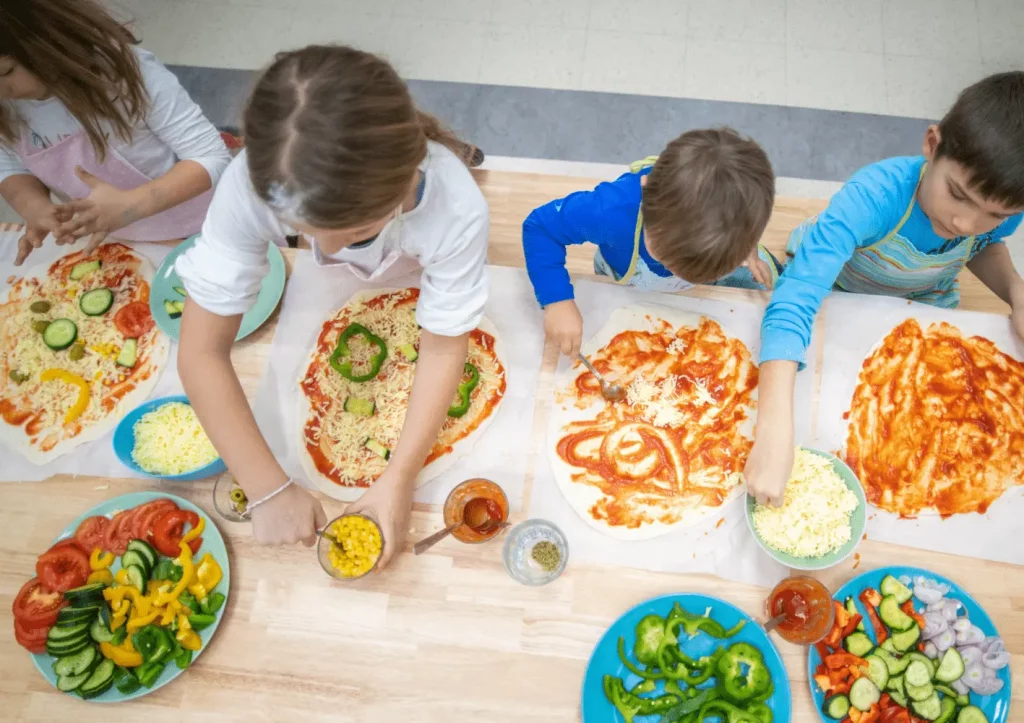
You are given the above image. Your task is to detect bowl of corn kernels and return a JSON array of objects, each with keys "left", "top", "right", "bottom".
[{"left": 317, "top": 513, "right": 384, "bottom": 580}]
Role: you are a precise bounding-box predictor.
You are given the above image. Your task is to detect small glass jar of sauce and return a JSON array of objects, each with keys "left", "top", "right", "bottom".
[
  {"left": 765, "top": 575, "right": 835, "bottom": 645},
  {"left": 443, "top": 478, "right": 509, "bottom": 543}
]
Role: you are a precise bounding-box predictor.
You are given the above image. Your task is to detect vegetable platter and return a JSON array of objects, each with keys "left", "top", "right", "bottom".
[
  {"left": 808, "top": 566, "right": 1010, "bottom": 723},
  {"left": 11, "top": 491, "right": 230, "bottom": 702},
  {"left": 581, "top": 593, "right": 792, "bottom": 723}
]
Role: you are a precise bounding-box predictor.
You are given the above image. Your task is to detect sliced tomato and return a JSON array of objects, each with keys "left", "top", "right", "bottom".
[
  {"left": 36, "top": 543, "right": 91, "bottom": 593},
  {"left": 113, "top": 301, "right": 154, "bottom": 338},
  {"left": 151, "top": 508, "right": 201, "bottom": 558},
  {"left": 132, "top": 499, "right": 177, "bottom": 542},
  {"left": 73, "top": 516, "right": 110, "bottom": 554},
  {"left": 12, "top": 578, "right": 65, "bottom": 631},
  {"left": 14, "top": 617, "right": 48, "bottom": 653},
  {"left": 103, "top": 509, "right": 136, "bottom": 555}
]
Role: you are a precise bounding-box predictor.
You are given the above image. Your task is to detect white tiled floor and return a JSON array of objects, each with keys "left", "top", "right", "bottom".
[{"left": 108, "top": 0, "right": 1023, "bottom": 119}]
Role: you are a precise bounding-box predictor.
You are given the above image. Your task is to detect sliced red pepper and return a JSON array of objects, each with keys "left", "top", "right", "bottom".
[
  {"left": 813, "top": 673, "right": 834, "bottom": 693},
  {"left": 815, "top": 641, "right": 831, "bottom": 661},
  {"left": 861, "top": 587, "right": 883, "bottom": 607},
  {"left": 825, "top": 652, "right": 868, "bottom": 670},
  {"left": 834, "top": 600, "right": 851, "bottom": 628},
  {"left": 860, "top": 704, "right": 881, "bottom": 723},
  {"left": 900, "top": 600, "right": 925, "bottom": 629},
  {"left": 859, "top": 589, "right": 888, "bottom": 643},
  {"left": 825, "top": 623, "right": 843, "bottom": 648},
  {"left": 841, "top": 613, "right": 864, "bottom": 638}
]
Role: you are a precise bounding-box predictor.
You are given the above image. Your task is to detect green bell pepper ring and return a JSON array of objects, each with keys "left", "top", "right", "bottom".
[
  {"left": 447, "top": 363, "right": 480, "bottom": 418},
  {"left": 616, "top": 636, "right": 662, "bottom": 680},
  {"left": 723, "top": 620, "right": 747, "bottom": 638},
  {"left": 630, "top": 679, "right": 656, "bottom": 695},
  {"left": 698, "top": 699, "right": 764, "bottom": 723},
  {"left": 660, "top": 688, "right": 720, "bottom": 723},
  {"left": 132, "top": 625, "right": 174, "bottom": 665},
  {"left": 658, "top": 647, "right": 720, "bottom": 685},
  {"left": 632, "top": 613, "right": 670, "bottom": 667},
  {"left": 603, "top": 676, "right": 643, "bottom": 723},
  {"left": 746, "top": 701, "right": 774, "bottom": 723},
  {"left": 330, "top": 323, "right": 388, "bottom": 382},
  {"left": 136, "top": 660, "right": 167, "bottom": 689},
  {"left": 667, "top": 602, "right": 739, "bottom": 639},
  {"left": 715, "top": 642, "right": 772, "bottom": 704}
]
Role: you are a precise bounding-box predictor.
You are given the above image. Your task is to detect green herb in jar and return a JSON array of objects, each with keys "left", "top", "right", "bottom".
[{"left": 531, "top": 540, "right": 561, "bottom": 572}]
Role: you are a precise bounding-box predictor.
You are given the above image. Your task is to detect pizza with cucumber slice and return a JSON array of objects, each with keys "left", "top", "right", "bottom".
[
  {"left": 297, "top": 287, "right": 506, "bottom": 501},
  {"left": 0, "top": 243, "right": 168, "bottom": 464}
]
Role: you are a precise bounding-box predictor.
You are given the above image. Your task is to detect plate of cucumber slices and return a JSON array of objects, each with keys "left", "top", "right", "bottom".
[
  {"left": 18, "top": 492, "right": 230, "bottom": 702},
  {"left": 808, "top": 566, "right": 1010, "bottom": 723}
]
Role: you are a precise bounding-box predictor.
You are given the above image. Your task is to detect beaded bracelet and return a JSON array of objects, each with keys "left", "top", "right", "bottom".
[{"left": 246, "top": 478, "right": 296, "bottom": 512}]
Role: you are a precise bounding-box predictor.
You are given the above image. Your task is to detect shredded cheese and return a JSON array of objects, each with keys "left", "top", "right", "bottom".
[{"left": 131, "top": 402, "right": 218, "bottom": 475}]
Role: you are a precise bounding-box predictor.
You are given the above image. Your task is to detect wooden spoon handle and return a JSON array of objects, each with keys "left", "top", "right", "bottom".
[{"left": 413, "top": 522, "right": 460, "bottom": 555}]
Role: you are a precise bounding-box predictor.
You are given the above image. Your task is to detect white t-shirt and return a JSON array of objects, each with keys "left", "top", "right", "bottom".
[
  {"left": 0, "top": 48, "right": 230, "bottom": 186},
  {"left": 176, "top": 141, "right": 490, "bottom": 337}
]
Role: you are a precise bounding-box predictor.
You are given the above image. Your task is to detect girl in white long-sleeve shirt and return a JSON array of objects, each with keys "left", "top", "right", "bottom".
[
  {"left": 176, "top": 45, "right": 489, "bottom": 565},
  {"left": 0, "top": 0, "right": 229, "bottom": 264}
]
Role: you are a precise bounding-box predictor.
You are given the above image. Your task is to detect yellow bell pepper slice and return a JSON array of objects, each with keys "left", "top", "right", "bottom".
[
  {"left": 114, "top": 568, "right": 131, "bottom": 586},
  {"left": 176, "top": 626, "right": 202, "bottom": 652},
  {"left": 90, "top": 549, "right": 115, "bottom": 571},
  {"left": 158, "top": 604, "right": 177, "bottom": 626},
  {"left": 180, "top": 516, "right": 206, "bottom": 546},
  {"left": 39, "top": 369, "right": 91, "bottom": 424},
  {"left": 126, "top": 610, "right": 161, "bottom": 632},
  {"left": 100, "top": 641, "right": 143, "bottom": 667},
  {"left": 87, "top": 569, "right": 113, "bottom": 585},
  {"left": 187, "top": 553, "right": 223, "bottom": 601}
]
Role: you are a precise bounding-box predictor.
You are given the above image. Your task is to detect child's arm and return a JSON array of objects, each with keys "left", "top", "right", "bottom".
[
  {"left": 0, "top": 174, "right": 75, "bottom": 264},
  {"left": 746, "top": 181, "right": 888, "bottom": 505},
  {"left": 966, "top": 234, "right": 1024, "bottom": 339}
]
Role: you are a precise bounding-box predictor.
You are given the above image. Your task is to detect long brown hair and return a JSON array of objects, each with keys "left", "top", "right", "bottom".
[
  {"left": 244, "top": 45, "right": 472, "bottom": 229},
  {"left": 0, "top": 0, "right": 146, "bottom": 160}
]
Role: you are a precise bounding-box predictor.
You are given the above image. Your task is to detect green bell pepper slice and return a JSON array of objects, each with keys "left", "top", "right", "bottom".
[
  {"left": 667, "top": 602, "right": 747, "bottom": 639},
  {"left": 136, "top": 659, "right": 167, "bottom": 689},
  {"left": 715, "top": 642, "right": 772, "bottom": 704},
  {"left": 132, "top": 625, "right": 174, "bottom": 665},
  {"left": 199, "top": 591, "right": 226, "bottom": 615},
  {"left": 446, "top": 363, "right": 480, "bottom": 418},
  {"left": 330, "top": 323, "right": 388, "bottom": 382},
  {"left": 174, "top": 647, "right": 193, "bottom": 670}
]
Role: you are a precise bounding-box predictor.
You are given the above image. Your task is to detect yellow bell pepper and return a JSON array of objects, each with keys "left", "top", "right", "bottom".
[
  {"left": 187, "top": 553, "right": 223, "bottom": 601},
  {"left": 90, "top": 549, "right": 114, "bottom": 571},
  {"left": 110, "top": 598, "right": 131, "bottom": 630},
  {"left": 154, "top": 542, "right": 194, "bottom": 607},
  {"left": 181, "top": 516, "right": 206, "bottom": 545},
  {"left": 100, "top": 640, "right": 143, "bottom": 668},
  {"left": 114, "top": 568, "right": 130, "bottom": 586},
  {"left": 126, "top": 610, "right": 161, "bottom": 632},
  {"left": 87, "top": 569, "right": 113, "bottom": 585},
  {"left": 39, "top": 369, "right": 91, "bottom": 424},
  {"left": 159, "top": 604, "right": 177, "bottom": 626},
  {"left": 175, "top": 614, "right": 202, "bottom": 651}
]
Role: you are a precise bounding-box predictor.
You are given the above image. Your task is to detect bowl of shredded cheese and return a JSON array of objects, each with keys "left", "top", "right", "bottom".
[
  {"left": 746, "top": 447, "right": 865, "bottom": 571},
  {"left": 113, "top": 395, "right": 225, "bottom": 481}
]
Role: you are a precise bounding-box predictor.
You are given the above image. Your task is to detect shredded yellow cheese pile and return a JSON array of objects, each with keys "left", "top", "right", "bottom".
[
  {"left": 751, "top": 449, "right": 858, "bottom": 558},
  {"left": 132, "top": 402, "right": 218, "bottom": 475}
]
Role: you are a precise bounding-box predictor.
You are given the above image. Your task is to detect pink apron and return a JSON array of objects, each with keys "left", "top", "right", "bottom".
[{"left": 17, "top": 131, "right": 211, "bottom": 242}]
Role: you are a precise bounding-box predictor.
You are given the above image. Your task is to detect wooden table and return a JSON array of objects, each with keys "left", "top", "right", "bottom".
[{"left": 2, "top": 171, "right": 1021, "bottom": 722}]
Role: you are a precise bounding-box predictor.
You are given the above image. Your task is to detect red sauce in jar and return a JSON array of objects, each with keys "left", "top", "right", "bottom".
[{"left": 767, "top": 576, "right": 834, "bottom": 645}]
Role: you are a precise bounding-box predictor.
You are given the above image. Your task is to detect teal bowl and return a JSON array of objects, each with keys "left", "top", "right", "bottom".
[
  {"left": 112, "top": 395, "right": 226, "bottom": 481},
  {"left": 745, "top": 447, "right": 866, "bottom": 571}
]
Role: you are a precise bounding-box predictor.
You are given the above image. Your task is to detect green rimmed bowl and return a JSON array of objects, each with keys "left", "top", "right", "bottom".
[{"left": 745, "top": 447, "right": 867, "bottom": 571}]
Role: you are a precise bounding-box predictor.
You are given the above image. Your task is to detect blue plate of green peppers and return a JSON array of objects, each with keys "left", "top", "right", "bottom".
[{"left": 581, "top": 593, "right": 792, "bottom": 722}]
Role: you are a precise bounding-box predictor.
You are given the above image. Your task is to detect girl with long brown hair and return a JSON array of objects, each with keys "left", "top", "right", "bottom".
[
  {"left": 0, "top": 0, "right": 229, "bottom": 265},
  {"left": 176, "top": 46, "right": 489, "bottom": 565}
]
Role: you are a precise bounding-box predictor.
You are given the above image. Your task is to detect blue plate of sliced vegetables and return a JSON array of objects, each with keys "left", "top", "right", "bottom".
[
  {"left": 22, "top": 491, "right": 230, "bottom": 702},
  {"left": 807, "top": 566, "right": 1010, "bottom": 723},
  {"left": 581, "top": 594, "right": 791, "bottom": 722}
]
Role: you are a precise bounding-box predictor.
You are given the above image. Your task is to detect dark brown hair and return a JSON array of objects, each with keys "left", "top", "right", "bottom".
[
  {"left": 244, "top": 45, "right": 472, "bottom": 229},
  {"left": 936, "top": 71, "right": 1024, "bottom": 208},
  {"left": 0, "top": 0, "right": 145, "bottom": 160},
  {"left": 642, "top": 128, "right": 774, "bottom": 284}
]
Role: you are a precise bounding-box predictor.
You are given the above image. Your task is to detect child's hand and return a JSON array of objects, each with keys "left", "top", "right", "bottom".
[
  {"left": 14, "top": 203, "right": 75, "bottom": 266},
  {"left": 56, "top": 166, "right": 143, "bottom": 250},
  {"left": 544, "top": 299, "right": 584, "bottom": 358},
  {"left": 744, "top": 249, "right": 775, "bottom": 290},
  {"left": 250, "top": 482, "right": 327, "bottom": 546},
  {"left": 743, "top": 435, "right": 793, "bottom": 508},
  {"left": 345, "top": 466, "right": 414, "bottom": 570}
]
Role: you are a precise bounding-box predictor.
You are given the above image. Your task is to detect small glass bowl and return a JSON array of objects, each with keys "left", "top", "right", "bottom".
[
  {"left": 317, "top": 513, "right": 384, "bottom": 582},
  {"left": 212, "top": 473, "right": 250, "bottom": 522},
  {"left": 502, "top": 519, "right": 569, "bottom": 586},
  {"left": 443, "top": 478, "right": 509, "bottom": 544}
]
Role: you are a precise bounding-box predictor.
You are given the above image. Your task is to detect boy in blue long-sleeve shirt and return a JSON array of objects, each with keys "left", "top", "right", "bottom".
[
  {"left": 746, "top": 72, "right": 1024, "bottom": 508},
  {"left": 523, "top": 128, "right": 780, "bottom": 357}
]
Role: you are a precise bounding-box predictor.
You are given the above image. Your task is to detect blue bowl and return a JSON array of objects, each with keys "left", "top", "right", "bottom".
[{"left": 113, "top": 395, "right": 226, "bottom": 481}]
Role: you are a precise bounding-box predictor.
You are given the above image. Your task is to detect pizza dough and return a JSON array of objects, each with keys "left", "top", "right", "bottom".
[
  {"left": 0, "top": 244, "right": 168, "bottom": 464},
  {"left": 298, "top": 287, "right": 506, "bottom": 502},
  {"left": 548, "top": 304, "right": 758, "bottom": 540}
]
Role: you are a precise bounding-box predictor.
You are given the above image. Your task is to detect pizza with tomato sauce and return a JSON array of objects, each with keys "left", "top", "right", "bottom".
[
  {"left": 548, "top": 305, "right": 759, "bottom": 539},
  {"left": 0, "top": 243, "right": 168, "bottom": 463},
  {"left": 298, "top": 287, "right": 506, "bottom": 501},
  {"left": 844, "top": 318, "right": 1024, "bottom": 518}
]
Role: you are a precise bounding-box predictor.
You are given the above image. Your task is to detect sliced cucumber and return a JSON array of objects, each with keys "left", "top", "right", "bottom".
[
  {"left": 879, "top": 595, "right": 915, "bottom": 631},
  {"left": 89, "top": 616, "right": 114, "bottom": 644},
  {"left": 48, "top": 621, "right": 91, "bottom": 641},
  {"left": 906, "top": 680, "right": 935, "bottom": 703},
  {"left": 865, "top": 654, "right": 889, "bottom": 691},
  {"left": 64, "top": 582, "right": 106, "bottom": 605},
  {"left": 934, "top": 696, "right": 958, "bottom": 723},
  {"left": 887, "top": 675, "right": 905, "bottom": 696},
  {"left": 844, "top": 631, "right": 874, "bottom": 657},
  {"left": 934, "top": 648, "right": 965, "bottom": 683},
  {"left": 173, "top": 286, "right": 187, "bottom": 297},
  {"left": 79, "top": 288, "right": 113, "bottom": 316},
  {"left": 70, "top": 260, "right": 101, "bottom": 280},
  {"left": 117, "top": 338, "right": 137, "bottom": 368},
  {"left": 957, "top": 706, "right": 989, "bottom": 723},
  {"left": 364, "top": 438, "right": 390, "bottom": 460},
  {"left": 849, "top": 677, "right": 881, "bottom": 712},
  {"left": 905, "top": 660, "right": 932, "bottom": 687},
  {"left": 57, "top": 605, "right": 100, "bottom": 625},
  {"left": 911, "top": 692, "right": 942, "bottom": 721},
  {"left": 907, "top": 652, "right": 936, "bottom": 678},
  {"left": 46, "top": 634, "right": 91, "bottom": 657},
  {"left": 823, "top": 694, "right": 850, "bottom": 720},
  {"left": 881, "top": 574, "right": 914, "bottom": 604},
  {"left": 398, "top": 343, "right": 418, "bottom": 362},
  {"left": 881, "top": 638, "right": 899, "bottom": 655},
  {"left": 78, "top": 658, "right": 115, "bottom": 699},
  {"left": 343, "top": 396, "right": 375, "bottom": 417},
  {"left": 52, "top": 646, "right": 98, "bottom": 677},
  {"left": 876, "top": 647, "right": 911, "bottom": 676},
  {"left": 57, "top": 669, "right": 94, "bottom": 692},
  {"left": 163, "top": 299, "right": 184, "bottom": 319},
  {"left": 845, "top": 597, "right": 866, "bottom": 632},
  {"left": 126, "top": 539, "right": 157, "bottom": 569},
  {"left": 889, "top": 689, "right": 909, "bottom": 708},
  {"left": 890, "top": 623, "right": 921, "bottom": 652},
  {"left": 43, "top": 318, "right": 78, "bottom": 350},
  {"left": 956, "top": 695, "right": 971, "bottom": 708},
  {"left": 120, "top": 549, "right": 151, "bottom": 578},
  {"left": 125, "top": 564, "right": 146, "bottom": 591}
]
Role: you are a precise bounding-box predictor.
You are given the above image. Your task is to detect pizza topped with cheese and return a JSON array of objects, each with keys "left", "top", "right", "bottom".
[
  {"left": 549, "top": 307, "right": 758, "bottom": 539},
  {"left": 0, "top": 243, "right": 168, "bottom": 464},
  {"left": 298, "top": 287, "right": 506, "bottom": 501}
]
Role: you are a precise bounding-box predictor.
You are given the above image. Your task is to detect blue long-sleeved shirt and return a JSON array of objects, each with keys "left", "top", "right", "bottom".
[
  {"left": 523, "top": 168, "right": 674, "bottom": 306},
  {"left": 761, "top": 156, "right": 1022, "bottom": 365}
]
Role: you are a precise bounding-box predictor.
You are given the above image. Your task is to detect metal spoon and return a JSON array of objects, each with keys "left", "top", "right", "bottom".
[
  {"left": 577, "top": 353, "right": 626, "bottom": 402},
  {"left": 762, "top": 613, "right": 787, "bottom": 635},
  {"left": 413, "top": 499, "right": 509, "bottom": 555}
]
